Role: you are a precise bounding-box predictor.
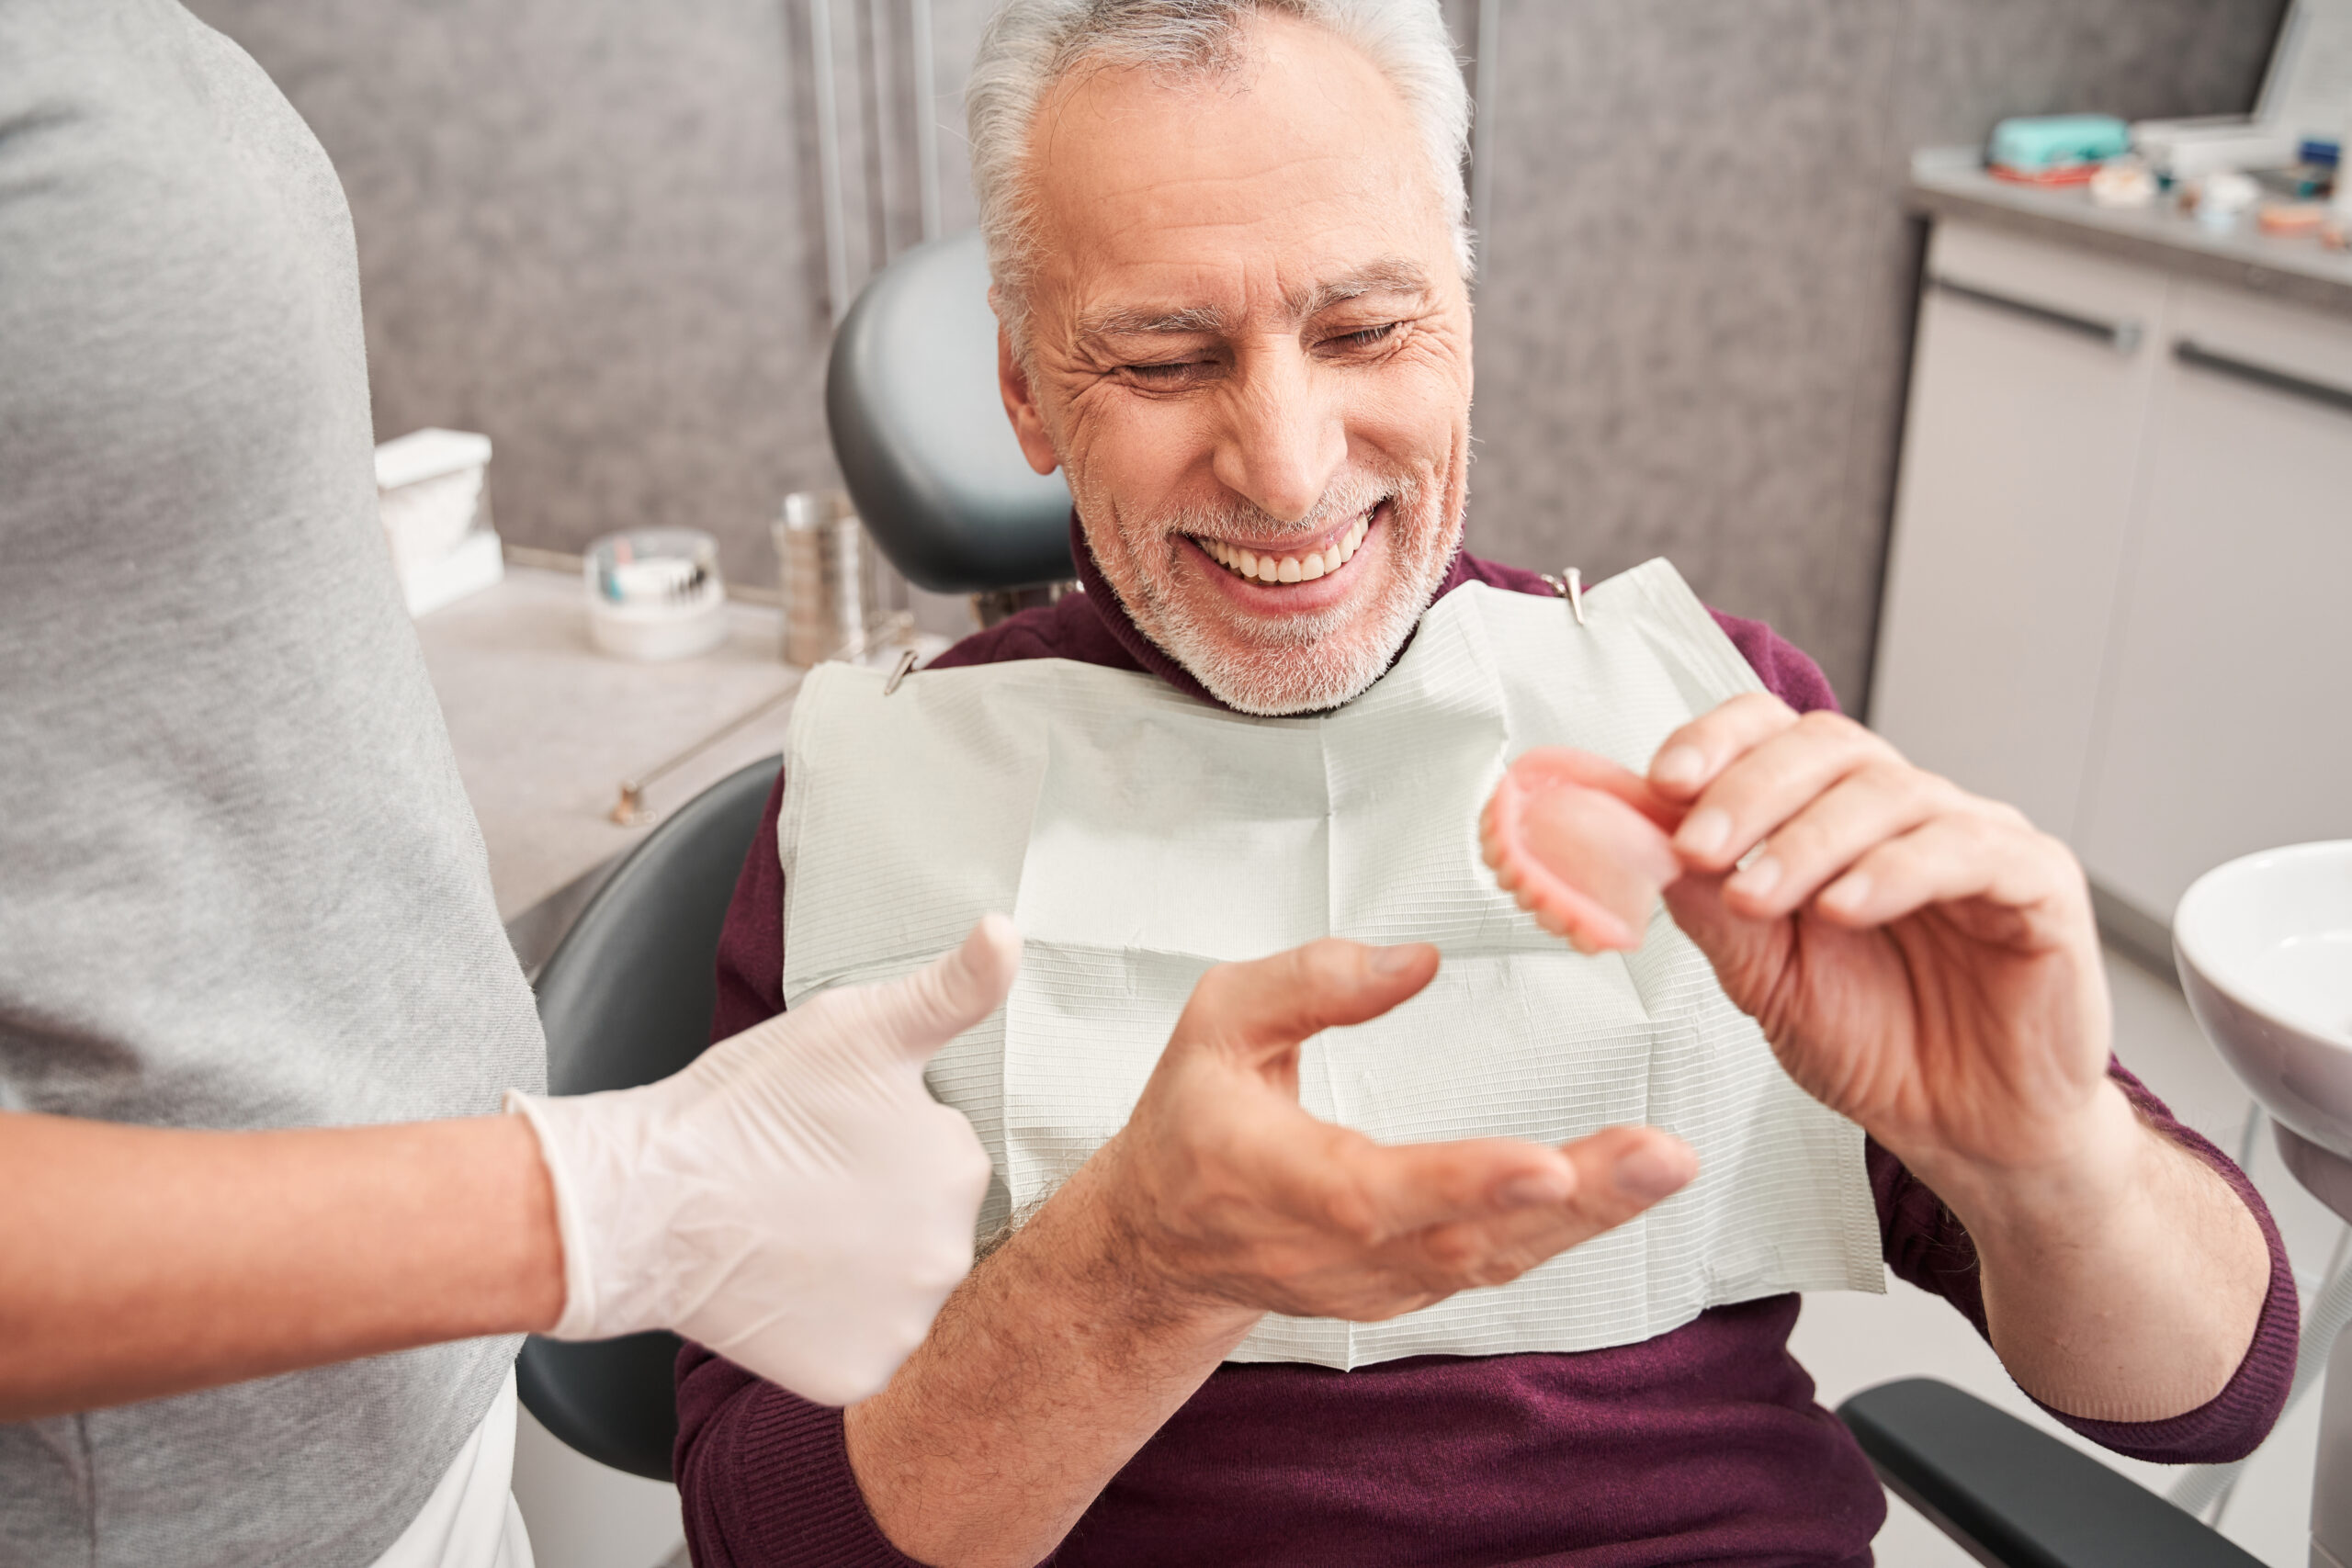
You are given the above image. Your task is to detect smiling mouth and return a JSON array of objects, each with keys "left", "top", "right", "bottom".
[{"left": 1192, "top": 506, "right": 1375, "bottom": 585}]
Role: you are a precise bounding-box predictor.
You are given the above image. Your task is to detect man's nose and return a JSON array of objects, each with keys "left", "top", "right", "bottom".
[{"left": 1210, "top": 346, "right": 1347, "bottom": 525}]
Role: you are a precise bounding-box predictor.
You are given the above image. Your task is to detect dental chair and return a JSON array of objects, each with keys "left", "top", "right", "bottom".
[
  {"left": 515, "top": 753, "right": 781, "bottom": 1482},
  {"left": 1836, "top": 1380, "right": 2262, "bottom": 1566},
  {"left": 825, "top": 230, "right": 1075, "bottom": 600}
]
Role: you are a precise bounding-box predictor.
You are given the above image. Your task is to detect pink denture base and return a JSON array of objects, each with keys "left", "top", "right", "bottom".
[{"left": 1479, "top": 748, "right": 1688, "bottom": 953}]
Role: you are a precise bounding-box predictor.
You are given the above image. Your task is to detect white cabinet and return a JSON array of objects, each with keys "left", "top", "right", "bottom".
[
  {"left": 1872, "top": 225, "right": 2167, "bottom": 840},
  {"left": 1874, "top": 222, "right": 2352, "bottom": 929},
  {"left": 2076, "top": 284, "right": 2352, "bottom": 916}
]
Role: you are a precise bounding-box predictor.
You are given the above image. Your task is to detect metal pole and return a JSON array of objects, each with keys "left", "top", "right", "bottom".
[
  {"left": 1468, "top": 0, "right": 1501, "bottom": 278},
  {"left": 809, "top": 0, "right": 853, "bottom": 326},
  {"left": 910, "top": 0, "right": 943, "bottom": 243}
]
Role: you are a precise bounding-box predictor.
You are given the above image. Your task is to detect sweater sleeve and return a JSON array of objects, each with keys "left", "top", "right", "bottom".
[
  {"left": 1868, "top": 1073, "right": 2298, "bottom": 1464},
  {"left": 674, "top": 1343, "right": 925, "bottom": 1568},
  {"left": 708, "top": 769, "right": 789, "bottom": 1043}
]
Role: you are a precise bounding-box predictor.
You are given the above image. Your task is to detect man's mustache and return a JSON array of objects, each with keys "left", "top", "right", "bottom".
[{"left": 1150, "top": 475, "right": 1420, "bottom": 547}]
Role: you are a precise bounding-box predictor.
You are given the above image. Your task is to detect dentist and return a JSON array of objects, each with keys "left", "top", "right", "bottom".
[{"left": 0, "top": 3, "right": 1006, "bottom": 1566}]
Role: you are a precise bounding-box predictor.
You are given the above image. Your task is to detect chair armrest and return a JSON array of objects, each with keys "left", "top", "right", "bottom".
[{"left": 1835, "top": 1379, "right": 2262, "bottom": 1568}]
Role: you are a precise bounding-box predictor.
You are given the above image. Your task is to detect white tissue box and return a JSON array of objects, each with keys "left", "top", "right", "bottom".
[{"left": 375, "top": 427, "right": 503, "bottom": 616}]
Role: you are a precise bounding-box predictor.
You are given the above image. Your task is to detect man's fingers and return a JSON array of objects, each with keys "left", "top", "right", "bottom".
[
  {"left": 1814, "top": 815, "right": 2084, "bottom": 934},
  {"left": 1336, "top": 1123, "right": 1695, "bottom": 1243},
  {"left": 854, "top": 914, "right": 1024, "bottom": 1063},
  {"left": 1647, "top": 691, "right": 1800, "bottom": 803},
  {"left": 1668, "top": 710, "right": 1897, "bottom": 874},
  {"left": 1407, "top": 1126, "right": 1700, "bottom": 1285},
  {"left": 1717, "top": 761, "right": 1959, "bottom": 919},
  {"left": 1176, "top": 939, "right": 1441, "bottom": 1066}
]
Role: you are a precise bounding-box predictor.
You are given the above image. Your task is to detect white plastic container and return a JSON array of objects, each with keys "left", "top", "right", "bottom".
[{"left": 583, "top": 528, "right": 729, "bottom": 660}]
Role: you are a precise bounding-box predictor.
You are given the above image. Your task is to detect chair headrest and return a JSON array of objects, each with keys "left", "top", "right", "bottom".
[{"left": 826, "top": 231, "right": 1076, "bottom": 593}]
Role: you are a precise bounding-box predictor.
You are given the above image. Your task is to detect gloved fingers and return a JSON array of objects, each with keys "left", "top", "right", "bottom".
[
  {"left": 846, "top": 913, "right": 1024, "bottom": 1063},
  {"left": 1174, "top": 939, "right": 1440, "bottom": 1072}
]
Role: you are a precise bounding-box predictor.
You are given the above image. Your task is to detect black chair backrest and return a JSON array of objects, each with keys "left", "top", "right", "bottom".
[
  {"left": 826, "top": 231, "right": 1074, "bottom": 593},
  {"left": 515, "top": 754, "right": 781, "bottom": 1483}
]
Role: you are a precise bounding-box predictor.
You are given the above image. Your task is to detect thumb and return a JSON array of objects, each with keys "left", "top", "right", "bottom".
[
  {"left": 851, "top": 914, "right": 1024, "bottom": 1064},
  {"left": 1174, "top": 939, "right": 1442, "bottom": 1071}
]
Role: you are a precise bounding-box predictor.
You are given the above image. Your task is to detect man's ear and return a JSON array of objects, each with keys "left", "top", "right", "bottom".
[{"left": 995, "top": 319, "right": 1062, "bottom": 478}]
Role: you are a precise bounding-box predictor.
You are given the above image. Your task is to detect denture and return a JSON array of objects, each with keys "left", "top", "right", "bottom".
[{"left": 1480, "top": 749, "right": 1687, "bottom": 953}]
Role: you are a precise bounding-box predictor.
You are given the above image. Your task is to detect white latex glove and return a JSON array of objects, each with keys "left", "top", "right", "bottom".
[{"left": 507, "top": 915, "right": 1017, "bottom": 1405}]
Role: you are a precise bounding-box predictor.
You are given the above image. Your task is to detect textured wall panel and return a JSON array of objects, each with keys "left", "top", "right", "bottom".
[
  {"left": 1469, "top": 0, "right": 2283, "bottom": 704},
  {"left": 188, "top": 0, "right": 841, "bottom": 593},
  {"left": 194, "top": 0, "right": 2283, "bottom": 701}
]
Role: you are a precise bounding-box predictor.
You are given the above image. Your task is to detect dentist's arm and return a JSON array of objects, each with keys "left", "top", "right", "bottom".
[
  {"left": 0, "top": 918, "right": 1015, "bottom": 1421},
  {"left": 1647, "top": 696, "right": 2272, "bottom": 1423},
  {"left": 0, "top": 1109, "right": 562, "bottom": 1420}
]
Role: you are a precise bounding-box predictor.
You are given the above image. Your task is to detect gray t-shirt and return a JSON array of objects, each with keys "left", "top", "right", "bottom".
[{"left": 0, "top": 2, "right": 547, "bottom": 1562}]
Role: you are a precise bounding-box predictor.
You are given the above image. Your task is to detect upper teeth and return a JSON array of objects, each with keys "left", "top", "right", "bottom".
[{"left": 1201, "top": 514, "right": 1371, "bottom": 583}]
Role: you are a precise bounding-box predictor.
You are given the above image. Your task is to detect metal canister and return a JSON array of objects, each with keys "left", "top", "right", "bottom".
[{"left": 773, "top": 490, "right": 876, "bottom": 666}]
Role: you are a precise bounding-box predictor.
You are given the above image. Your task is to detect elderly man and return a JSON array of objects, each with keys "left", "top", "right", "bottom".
[{"left": 676, "top": 2, "right": 2293, "bottom": 1563}]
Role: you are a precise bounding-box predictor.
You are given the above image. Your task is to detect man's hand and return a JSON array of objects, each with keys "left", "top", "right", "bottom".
[
  {"left": 843, "top": 939, "right": 1693, "bottom": 1568},
  {"left": 1647, "top": 694, "right": 2109, "bottom": 1180},
  {"left": 1093, "top": 940, "right": 1696, "bottom": 1327},
  {"left": 1646, "top": 694, "right": 2269, "bottom": 1420}
]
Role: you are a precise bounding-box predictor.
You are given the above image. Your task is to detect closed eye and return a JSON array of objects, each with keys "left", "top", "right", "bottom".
[
  {"left": 1320, "top": 321, "right": 1405, "bottom": 356},
  {"left": 1118, "top": 357, "right": 1218, "bottom": 389}
]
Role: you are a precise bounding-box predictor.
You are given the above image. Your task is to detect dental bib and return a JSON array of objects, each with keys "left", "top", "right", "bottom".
[{"left": 779, "top": 558, "right": 1882, "bottom": 1367}]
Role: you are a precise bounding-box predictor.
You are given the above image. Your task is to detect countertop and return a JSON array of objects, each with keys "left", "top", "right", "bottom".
[
  {"left": 1907, "top": 147, "right": 2352, "bottom": 318},
  {"left": 416, "top": 566, "right": 807, "bottom": 925}
]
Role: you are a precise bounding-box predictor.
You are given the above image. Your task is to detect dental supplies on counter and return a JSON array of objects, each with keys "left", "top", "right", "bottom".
[
  {"left": 1988, "top": 114, "right": 2131, "bottom": 183},
  {"left": 583, "top": 528, "right": 729, "bottom": 660},
  {"left": 773, "top": 490, "right": 880, "bottom": 666}
]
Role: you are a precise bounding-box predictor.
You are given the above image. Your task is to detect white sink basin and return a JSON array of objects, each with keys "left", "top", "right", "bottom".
[{"left": 2176, "top": 840, "right": 2352, "bottom": 1159}]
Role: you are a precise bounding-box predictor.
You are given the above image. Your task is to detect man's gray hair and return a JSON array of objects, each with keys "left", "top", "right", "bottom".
[{"left": 967, "top": 0, "right": 1471, "bottom": 352}]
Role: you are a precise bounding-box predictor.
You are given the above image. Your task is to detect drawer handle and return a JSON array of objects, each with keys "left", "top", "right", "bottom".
[
  {"left": 1928, "top": 274, "right": 2143, "bottom": 353},
  {"left": 2175, "top": 339, "right": 2352, "bottom": 418}
]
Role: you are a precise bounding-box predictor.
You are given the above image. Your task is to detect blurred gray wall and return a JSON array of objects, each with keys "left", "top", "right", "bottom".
[{"left": 189, "top": 0, "right": 2284, "bottom": 705}]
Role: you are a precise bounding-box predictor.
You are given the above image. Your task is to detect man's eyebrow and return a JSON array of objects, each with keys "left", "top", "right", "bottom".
[
  {"left": 1287, "top": 258, "right": 1434, "bottom": 318},
  {"left": 1074, "top": 303, "right": 1236, "bottom": 345},
  {"left": 1072, "top": 259, "right": 1436, "bottom": 349}
]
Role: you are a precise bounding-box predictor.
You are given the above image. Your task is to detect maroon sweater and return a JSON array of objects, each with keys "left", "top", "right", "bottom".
[{"left": 676, "top": 536, "right": 2298, "bottom": 1568}]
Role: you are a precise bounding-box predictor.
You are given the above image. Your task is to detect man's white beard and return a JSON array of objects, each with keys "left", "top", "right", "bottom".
[{"left": 1114, "top": 472, "right": 1453, "bottom": 716}]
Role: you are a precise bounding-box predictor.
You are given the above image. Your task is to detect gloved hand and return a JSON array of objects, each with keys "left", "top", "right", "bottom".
[{"left": 507, "top": 915, "right": 1018, "bottom": 1405}]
